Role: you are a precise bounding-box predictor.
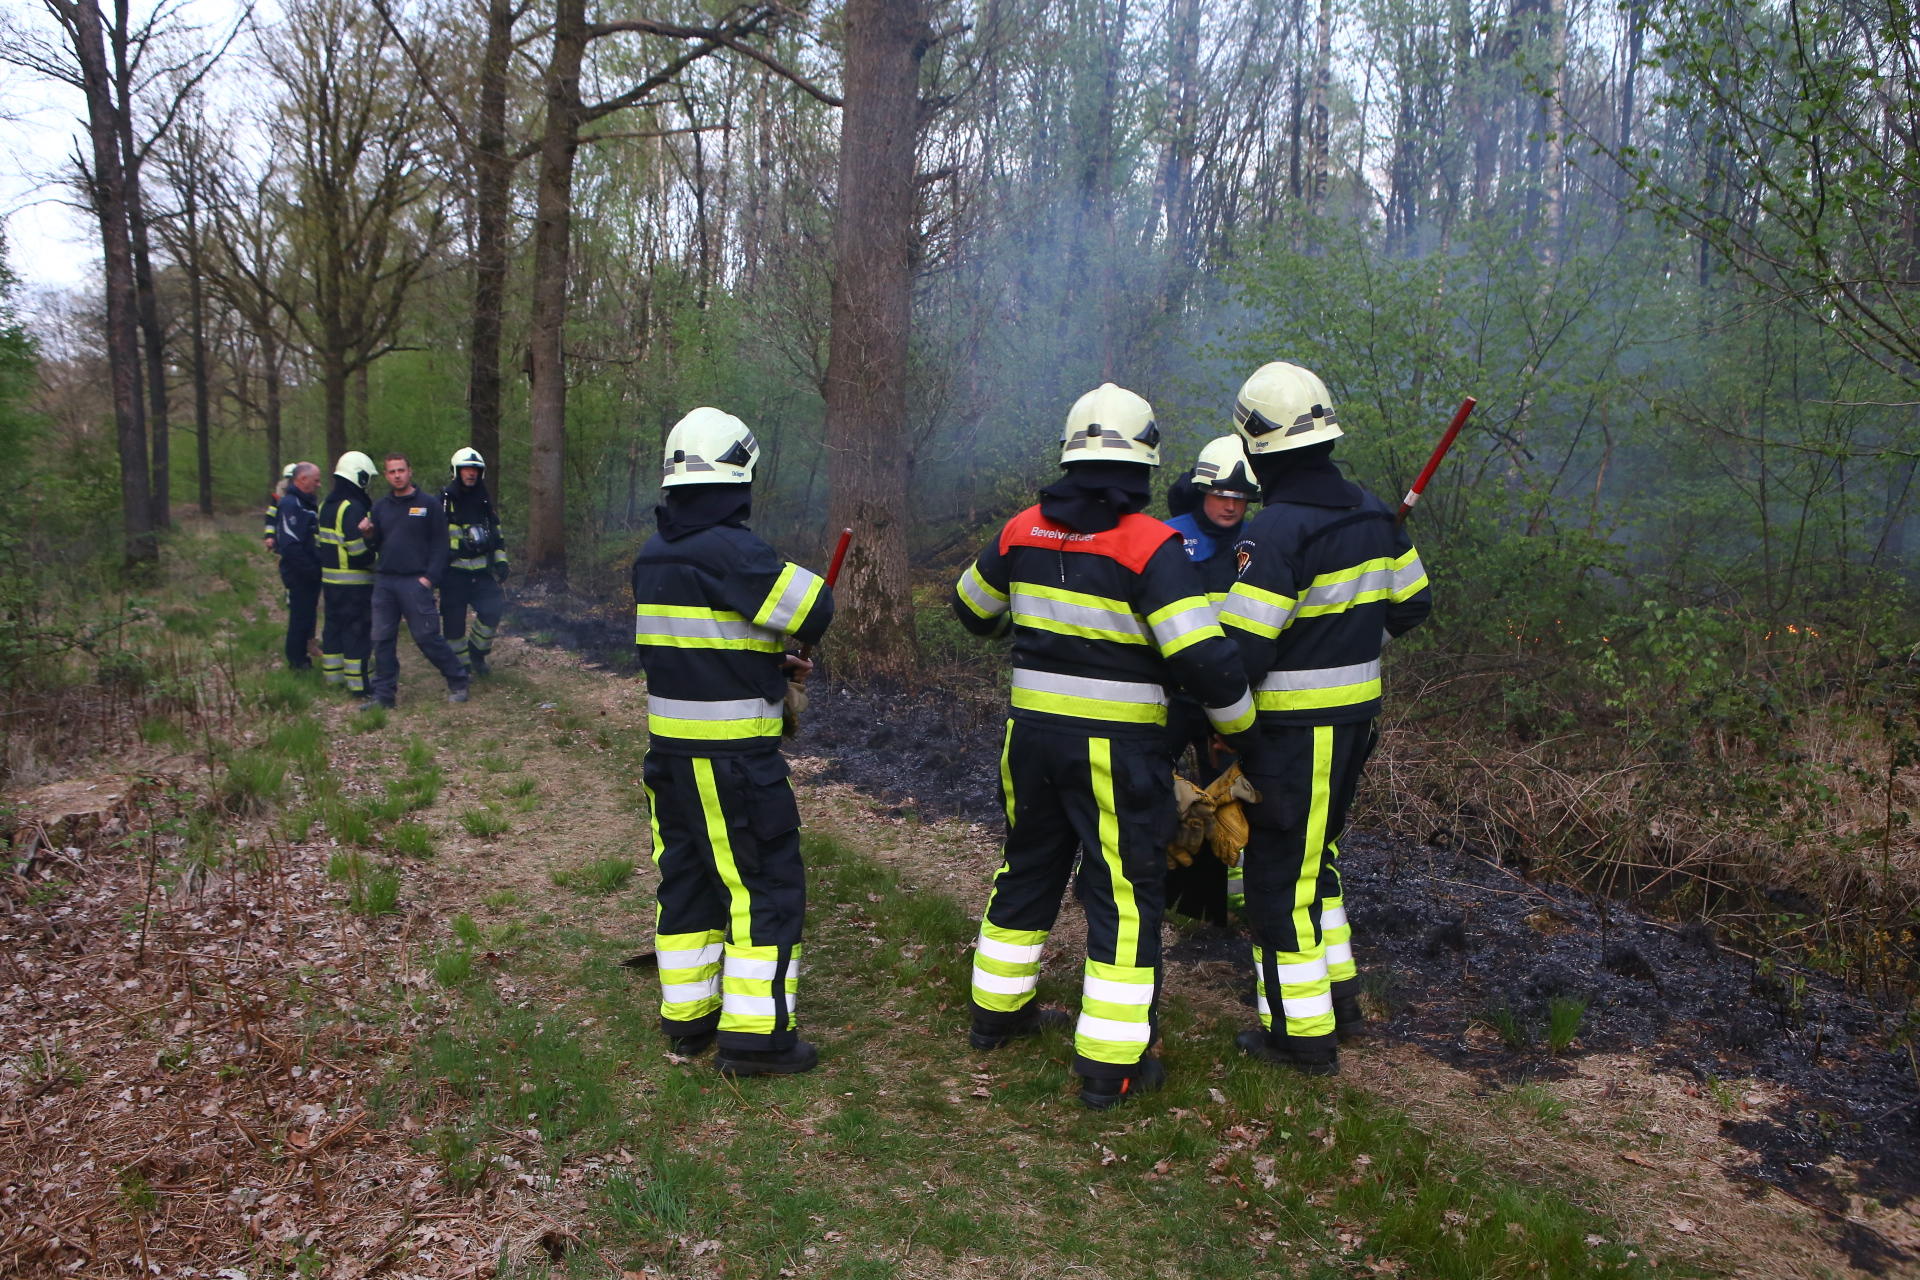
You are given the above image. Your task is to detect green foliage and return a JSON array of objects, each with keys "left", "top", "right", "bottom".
[
  {"left": 1546, "top": 997, "right": 1588, "bottom": 1055},
  {"left": 386, "top": 821, "right": 436, "bottom": 859},
  {"left": 551, "top": 857, "right": 635, "bottom": 895},
  {"left": 218, "top": 751, "right": 287, "bottom": 815},
  {"left": 350, "top": 867, "right": 401, "bottom": 917},
  {"left": 460, "top": 807, "right": 509, "bottom": 838}
]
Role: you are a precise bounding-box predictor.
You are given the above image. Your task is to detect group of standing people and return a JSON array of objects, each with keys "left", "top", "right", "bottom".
[
  {"left": 263, "top": 448, "right": 511, "bottom": 708},
  {"left": 630, "top": 361, "right": 1430, "bottom": 1107}
]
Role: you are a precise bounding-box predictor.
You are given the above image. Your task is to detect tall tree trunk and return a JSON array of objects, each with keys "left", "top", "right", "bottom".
[
  {"left": 322, "top": 352, "right": 348, "bottom": 462},
  {"left": 263, "top": 331, "right": 285, "bottom": 474},
  {"left": 524, "top": 0, "right": 587, "bottom": 584},
  {"left": 64, "top": 0, "right": 154, "bottom": 568},
  {"left": 1539, "top": 0, "right": 1566, "bottom": 263},
  {"left": 823, "top": 0, "right": 927, "bottom": 675},
  {"left": 468, "top": 0, "right": 515, "bottom": 467},
  {"left": 112, "top": 0, "right": 169, "bottom": 529},
  {"left": 1308, "top": 0, "right": 1333, "bottom": 211},
  {"left": 184, "top": 191, "right": 213, "bottom": 515}
]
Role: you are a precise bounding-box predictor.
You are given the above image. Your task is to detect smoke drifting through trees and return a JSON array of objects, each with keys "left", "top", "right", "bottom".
[{"left": 1, "top": 0, "right": 1913, "bottom": 623}]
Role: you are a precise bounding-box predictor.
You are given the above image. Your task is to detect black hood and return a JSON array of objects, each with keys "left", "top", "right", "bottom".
[
  {"left": 1251, "top": 442, "right": 1362, "bottom": 508},
  {"left": 1165, "top": 469, "right": 1201, "bottom": 519},
  {"left": 1039, "top": 461, "right": 1153, "bottom": 533},
  {"left": 445, "top": 474, "right": 495, "bottom": 521},
  {"left": 326, "top": 474, "right": 371, "bottom": 508},
  {"left": 655, "top": 483, "right": 752, "bottom": 541}
]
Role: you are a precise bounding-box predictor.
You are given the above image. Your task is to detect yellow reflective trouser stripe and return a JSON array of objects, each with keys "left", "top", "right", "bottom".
[
  {"left": 998, "top": 720, "right": 1015, "bottom": 828},
  {"left": 1324, "top": 886, "right": 1355, "bottom": 984},
  {"left": 1090, "top": 738, "right": 1139, "bottom": 965},
  {"left": 320, "top": 654, "right": 344, "bottom": 685},
  {"left": 1010, "top": 686, "right": 1167, "bottom": 725},
  {"left": 656, "top": 929, "right": 723, "bottom": 1023},
  {"left": 1076, "top": 958, "right": 1153, "bottom": 1066},
  {"left": 1255, "top": 944, "right": 1334, "bottom": 1037},
  {"left": 1256, "top": 724, "right": 1337, "bottom": 1038},
  {"left": 692, "top": 758, "right": 753, "bottom": 948},
  {"left": 970, "top": 922, "right": 1046, "bottom": 1013},
  {"left": 721, "top": 943, "right": 798, "bottom": 1035}
]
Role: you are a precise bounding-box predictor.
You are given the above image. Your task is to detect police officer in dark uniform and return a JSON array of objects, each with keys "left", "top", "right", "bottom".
[
  {"left": 360, "top": 453, "right": 470, "bottom": 710},
  {"left": 632, "top": 408, "right": 834, "bottom": 1077},
  {"left": 274, "top": 462, "right": 323, "bottom": 671},
  {"left": 1218, "top": 362, "right": 1431, "bottom": 1075},
  {"left": 440, "top": 447, "right": 510, "bottom": 676},
  {"left": 952, "top": 383, "right": 1257, "bottom": 1109},
  {"left": 316, "top": 452, "right": 380, "bottom": 696}
]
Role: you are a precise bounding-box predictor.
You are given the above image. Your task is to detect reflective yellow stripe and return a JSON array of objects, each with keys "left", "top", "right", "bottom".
[
  {"left": 1206, "top": 688, "right": 1257, "bottom": 735},
  {"left": 1253, "top": 660, "right": 1382, "bottom": 712},
  {"left": 1089, "top": 737, "right": 1140, "bottom": 965},
  {"left": 634, "top": 606, "right": 783, "bottom": 652},
  {"left": 693, "top": 758, "right": 753, "bottom": 947},
  {"left": 998, "top": 719, "right": 1015, "bottom": 828},
  {"left": 956, "top": 562, "right": 1010, "bottom": 620},
  {"left": 1146, "top": 595, "right": 1225, "bottom": 656},
  {"left": 1009, "top": 669, "right": 1168, "bottom": 726},
  {"left": 1219, "top": 582, "right": 1296, "bottom": 637},
  {"left": 1010, "top": 584, "right": 1150, "bottom": 645},
  {"left": 753, "top": 563, "right": 825, "bottom": 633},
  {"left": 321, "top": 568, "right": 373, "bottom": 586}
]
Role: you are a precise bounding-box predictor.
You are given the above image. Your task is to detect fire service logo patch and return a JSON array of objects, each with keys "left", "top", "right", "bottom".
[{"left": 1234, "top": 539, "right": 1256, "bottom": 578}]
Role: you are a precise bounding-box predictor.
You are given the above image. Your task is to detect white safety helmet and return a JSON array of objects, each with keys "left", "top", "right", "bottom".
[
  {"left": 1192, "top": 435, "right": 1257, "bottom": 498},
  {"left": 450, "top": 446, "right": 486, "bottom": 476},
  {"left": 333, "top": 450, "right": 379, "bottom": 490},
  {"left": 1232, "top": 361, "right": 1341, "bottom": 454},
  {"left": 281, "top": 462, "right": 299, "bottom": 480},
  {"left": 1060, "top": 383, "right": 1160, "bottom": 467},
  {"left": 662, "top": 407, "right": 758, "bottom": 487}
]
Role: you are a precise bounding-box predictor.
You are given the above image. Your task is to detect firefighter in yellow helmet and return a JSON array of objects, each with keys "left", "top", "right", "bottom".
[
  {"left": 315, "top": 452, "right": 379, "bottom": 696},
  {"left": 1217, "top": 362, "right": 1431, "bottom": 1074},
  {"left": 952, "top": 384, "right": 1256, "bottom": 1109},
  {"left": 632, "top": 408, "right": 835, "bottom": 1076},
  {"left": 440, "top": 447, "right": 509, "bottom": 676}
]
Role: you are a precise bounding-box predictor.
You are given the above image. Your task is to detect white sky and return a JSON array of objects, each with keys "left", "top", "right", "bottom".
[{"left": 0, "top": 0, "right": 274, "bottom": 313}]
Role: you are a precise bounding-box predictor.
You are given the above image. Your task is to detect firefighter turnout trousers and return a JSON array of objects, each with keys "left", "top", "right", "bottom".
[
  {"left": 1239, "top": 720, "right": 1372, "bottom": 1051},
  {"left": 441, "top": 568, "right": 504, "bottom": 665},
  {"left": 320, "top": 584, "right": 373, "bottom": 694},
  {"left": 970, "top": 721, "right": 1173, "bottom": 1080},
  {"left": 644, "top": 749, "right": 805, "bottom": 1053}
]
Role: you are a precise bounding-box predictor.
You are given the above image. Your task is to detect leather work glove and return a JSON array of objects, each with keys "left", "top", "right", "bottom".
[
  {"left": 1167, "top": 774, "right": 1215, "bottom": 868},
  {"left": 491, "top": 560, "right": 510, "bottom": 584},
  {"left": 1204, "top": 763, "right": 1261, "bottom": 868},
  {"left": 781, "top": 678, "right": 809, "bottom": 737}
]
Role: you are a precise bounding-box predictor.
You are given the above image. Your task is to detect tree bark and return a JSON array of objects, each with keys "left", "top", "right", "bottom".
[
  {"left": 111, "top": 0, "right": 170, "bottom": 529},
  {"left": 822, "top": 0, "right": 927, "bottom": 675},
  {"left": 467, "top": 0, "right": 516, "bottom": 468},
  {"left": 523, "top": 0, "right": 588, "bottom": 584},
  {"left": 183, "top": 184, "right": 212, "bottom": 515},
  {"left": 58, "top": 0, "right": 154, "bottom": 567}
]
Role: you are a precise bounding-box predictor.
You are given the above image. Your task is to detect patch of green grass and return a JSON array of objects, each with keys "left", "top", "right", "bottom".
[
  {"left": 1547, "top": 996, "right": 1587, "bottom": 1054},
  {"left": 350, "top": 867, "right": 401, "bottom": 916},
  {"left": 402, "top": 735, "right": 434, "bottom": 771},
  {"left": 218, "top": 750, "right": 287, "bottom": 816},
  {"left": 432, "top": 945, "right": 476, "bottom": 987},
  {"left": 116, "top": 1167, "right": 159, "bottom": 1214},
  {"left": 349, "top": 705, "right": 388, "bottom": 733},
  {"left": 460, "top": 807, "right": 510, "bottom": 839},
  {"left": 452, "top": 913, "right": 483, "bottom": 946},
  {"left": 482, "top": 889, "right": 522, "bottom": 912},
  {"left": 419, "top": 1123, "right": 490, "bottom": 1193},
  {"left": 551, "top": 857, "right": 636, "bottom": 895},
  {"left": 281, "top": 808, "right": 317, "bottom": 843},
  {"left": 264, "top": 716, "right": 326, "bottom": 770},
  {"left": 138, "top": 715, "right": 189, "bottom": 748},
  {"left": 327, "top": 850, "right": 367, "bottom": 882},
  {"left": 162, "top": 607, "right": 218, "bottom": 638},
  {"left": 478, "top": 752, "right": 514, "bottom": 773},
  {"left": 1502, "top": 1082, "right": 1571, "bottom": 1125},
  {"left": 254, "top": 667, "right": 315, "bottom": 713},
  {"left": 322, "top": 799, "right": 374, "bottom": 847},
  {"left": 395, "top": 767, "right": 442, "bottom": 811},
  {"left": 1481, "top": 1004, "right": 1530, "bottom": 1050},
  {"left": 501, "top": 776, "right": 538, "bottom": 799},
  {"left": 386, "top": 821, "right": 436, "bottom": 859}
]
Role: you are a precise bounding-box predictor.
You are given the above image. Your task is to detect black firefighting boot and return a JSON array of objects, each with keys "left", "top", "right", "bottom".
[
  {"left": 716, "top": 1039, "right": 819, "bottom": 1077},
  {"left": 668, "top": 1030, "right": 715, "bottom": 1056},
  {"left": 1332, "top": 994, "right": 1372, "bottom": 1043},
  {"left": 1236, "top": 1026, "right": 1338, "bottom": 1077},
  {"left": 470, "top": 652, "right": 489, "bottom": 677},
  {"left": 1079, "top": 1055, "right": 1167, "bottom": 1111},
  {"left": 969, "top": 1005, "right": 1072, "bottom": 1051}
]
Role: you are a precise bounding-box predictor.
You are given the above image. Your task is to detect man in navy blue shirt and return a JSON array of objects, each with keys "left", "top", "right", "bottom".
[
  {"left": 274, "top": 462, "right": 323, "bottom": 671},
  {"left": 359, "top": 454, "right": 470, "bottom": 709}
]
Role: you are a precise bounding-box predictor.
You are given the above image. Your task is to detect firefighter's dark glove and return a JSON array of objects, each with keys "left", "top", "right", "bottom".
[{"left": 491, "top": 561, "right": 510, "bottom": 584}]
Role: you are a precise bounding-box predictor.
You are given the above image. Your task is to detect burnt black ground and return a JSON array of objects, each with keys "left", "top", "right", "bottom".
[{"left": 512, "top": 601, "right": 1919, "bottom": 1270}]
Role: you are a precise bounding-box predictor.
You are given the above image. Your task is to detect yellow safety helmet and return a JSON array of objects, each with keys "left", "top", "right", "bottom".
[
  {"left": 1060, "top": 383, "right": 1160, "bottom": 467},
  {"left": 333, "top": 450, "right": 379, "bottom": 489},
  {"left": 1233, "top": 362, "right": 1341, "bottom": 454},
  {"left": 1192, "top": 435, "right": 1257, "bottom": 498},
  {"left": 662, "top": 407, "right": 758, "bottom": 487}
]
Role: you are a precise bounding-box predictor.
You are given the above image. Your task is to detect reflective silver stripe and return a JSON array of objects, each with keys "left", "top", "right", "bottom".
[
  {"left": 1325, "top": 943, "right": 1354, "bottom": 966},
  {"left": 1281, "top": 991, "right": 1334, "bottom": 1019},
  {"left": 451, "top": 556, "right": 490, "bottom": 571},
  {"left": 1299, "top": 566, "right": 1398, "bottom": 610},
  {"left": 1322, "top": 906, "right": 1348, "bottom": 930},
  {"left": 759, "top": 565, "right": 823, "bottom": 632},
  {"left": 725, "top": 956, "right": 791, "bottom": 981},
  {"left": 722, "top": 993, "right": 792, "bottom": 1017},
  {"left": 1392, "top": 556, "right": 1428, "bottom": 596},
  {"left": 1205, "top": 688, "right": 1255, "bottom": 731},
  {"left": 1082, "top": 975, "right": 1153, "bottom": 1005},
  {"left": 1010, "top": 590, "right": 1148, "bottom": 640},
  {"left": 659, "top": 943, "right": 723, "bottom": 969},
  {"left": 662, "top": 980, "right": 719, "bottom": 1002},
  {"left": 977, "top": 934, "right": 1044, "bottom": 965},
  {"left": 971, "top": 968, "right": 1036, "bottom": 996},
  {"left": 1009, "top": 669, "right": 1167, "bottom": 707},
  {"left": 1271, "top": 959, "right": 1323, "bottom": 984},
  {"left": 649, "top": 695, "right": 784, "bottom": 721},
  {"left": 636, "top": 613, "right": 774, "bottom": 643},
  {"left": 956, "top": 564, "right": 1009, "bottom": 618},
  {"left": 1147, "top": 601, "right": 1220, "bottom": 651},
  {"left": 1256, "top": 660, "right": 1381, "bottom": 692},
  {"left": 1075, "top": 1012, "right": 1152, "bottom": 1043},
  {"left": 1219, "top": 590, "right": 1294, "bottom": 634}
]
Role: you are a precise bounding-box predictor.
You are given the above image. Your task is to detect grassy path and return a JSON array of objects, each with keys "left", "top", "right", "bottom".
[{"left": 6, "top": 522, "right": 1894, "bottom": 1278}]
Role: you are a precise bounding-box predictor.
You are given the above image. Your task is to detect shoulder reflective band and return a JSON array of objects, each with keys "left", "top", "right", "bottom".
[
  {"left": 1145, "top": 595, "right": 1225, "bottom": 656},
  {"left": 753, "top": 563, "right": 826, "bottom": 634},
  {"left": 1219, "top": 583, "right": 1297, "bottom": 638},
  {"left": 956, "top": 562, "right": 1009, "bottom": 619},
  {"left": 1010, "top": 585, "right": 1150, "bottom": 645}
]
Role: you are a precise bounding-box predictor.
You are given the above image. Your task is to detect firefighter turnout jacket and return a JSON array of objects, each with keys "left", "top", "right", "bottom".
[
  {"left": 953, "top": 505, "right": 1255, "bottom": 738},
  {"left": 443, "top": 479, "right": 508, "bottom": 575},
  {"left": 631, "top": 524, "right": 834, "bottom": 754},
  {"left": 316, "top": 477, "right": 376, "bottom": 588},
  {"left": 1219, "top": 487, "right": 1429, "bottom": 725}
]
